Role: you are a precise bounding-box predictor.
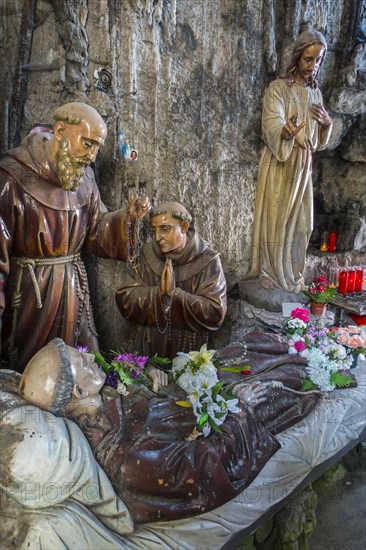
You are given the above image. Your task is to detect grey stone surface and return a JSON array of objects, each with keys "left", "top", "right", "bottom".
[
  {"left": 314, "top": 158, "right": 366, "bottom": 217},
  {"left": 330, "top": 87, "right": 366, "bottom": 115},
  {"left": 340, "top": 114, "right": 366, "bottom": 162},
  {"left": 324, "top": 113, "right": 355, "bottom": 151},
  {"left": 224, "top": 296, "right": 335, "bottom": 345},
  {"left": 0, "top": 1, "right": 365, "bottom": 351},
  {"left": 238, "top": 280, "right": 309, "bottom": 313},
  {"left": 337, "top": 216, "right": 366, "bottom": 251},
  {"left": 308, "top": 469, "right": 366, "bottom": 550},
  {"left": 236, "top": 448, "right": 366, "bottom": 550}
]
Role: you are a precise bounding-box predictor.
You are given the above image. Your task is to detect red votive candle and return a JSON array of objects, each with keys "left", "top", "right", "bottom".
[
  {"left": 338, "top": 269, "right": 348, "bottom": 294},
  {"left": 355, "top": 268, "right": 363, "bottom": 292},
  {"left": 328, "top": 232, "right": 337, "bottom": 252},
  {"left": 346, "top": 268, "right": 356, "bottom": 293}
]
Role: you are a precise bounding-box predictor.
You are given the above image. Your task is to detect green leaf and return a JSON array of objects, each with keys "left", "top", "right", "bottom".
[
  {"left": 329, "top": 372, "right": 352, "bottom": 388},
  {"left": 208, "top": 416, "right": 223, "bottom": 433},
  {"left": 198, "top": 413, "right": 209, "bottom": 426},
  {"left": 211, "top": 381, "right": 224, "bottom": 400},
  {"left": 93, "top": 352, "right": 112, "bottom": 372},
  {"left": 301, "top": 378, "right": 318, "bottom": 391},
  {"left": 349, "top": 348, "right": 366, "bottom": 356},
  {"left": 114, "top": 364, "right": 134, "bottom": 385},
  {"left": 221, "top": 388, "right": 235, "bottom": 400},
  {"left": 219, "top": 365, "right": 252, "bottom": 373},
  {"left": 147, "top": 354, "right": 172, "bottom": 368}
]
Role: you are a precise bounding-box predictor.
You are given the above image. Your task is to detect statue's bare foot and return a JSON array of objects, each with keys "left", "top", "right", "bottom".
[{"left": 259, "top": 277, "right": 275, "bottom": 290}]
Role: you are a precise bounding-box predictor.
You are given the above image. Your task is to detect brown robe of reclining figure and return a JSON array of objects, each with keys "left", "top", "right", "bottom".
[{"left": 78, "top": 333, "right": 322, "bottom": 523}]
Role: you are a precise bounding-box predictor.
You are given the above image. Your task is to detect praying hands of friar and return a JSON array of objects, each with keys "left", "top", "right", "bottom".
[{"left": 160, "top": 259, "right": 175, "bottom": 296}]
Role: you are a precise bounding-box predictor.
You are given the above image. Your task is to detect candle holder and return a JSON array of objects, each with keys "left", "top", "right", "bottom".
[
  {"left": 327, "top": 231, "right": 337, "bottom": 252},
  {"left": 328, "top": 266, "right": 339, "bottom": 289},
  {"left": 320, "top": 231, "right": 329, "bottom": 251},
  {"left": 355, "top": 266, "right": 364, "bottom": 293},
  {"left": 338, "top": 268, "right": 348, "bottom": 294},
  {"left": 346, "top": 267, "right": 356, "bottom": 294}
]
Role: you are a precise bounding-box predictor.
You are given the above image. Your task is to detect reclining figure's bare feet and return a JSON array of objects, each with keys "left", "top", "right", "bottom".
[
  {"left": 234, "top": 381, "right": 268, "bottom": 408},
  {"left": 259, "top": 277, "right": 275, "bottom": 290}
]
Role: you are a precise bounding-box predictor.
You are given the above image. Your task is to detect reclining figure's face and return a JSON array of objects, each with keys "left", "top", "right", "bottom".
[
  {"left": 67, "top": 346, "right": 106, "bottom": 401},
  {"left": 20, "top": 341, "right": 106, "bottom": 417}
]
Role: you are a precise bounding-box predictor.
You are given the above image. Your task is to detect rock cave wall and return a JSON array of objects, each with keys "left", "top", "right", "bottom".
[{"left": 0, "top": 0, "right": 365, "bottom": 352}]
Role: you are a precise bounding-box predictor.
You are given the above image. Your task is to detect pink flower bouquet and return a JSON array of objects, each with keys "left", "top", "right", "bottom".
[{"left": 330, "top": 325, "right": 366, "bottom": 358}]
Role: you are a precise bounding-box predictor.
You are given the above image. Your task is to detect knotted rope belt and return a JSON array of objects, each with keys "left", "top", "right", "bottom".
[{"left": 9, "top": 253, "right": 81, "bottom": 366}]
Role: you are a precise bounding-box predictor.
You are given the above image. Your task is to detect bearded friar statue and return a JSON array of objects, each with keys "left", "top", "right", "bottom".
[{"left": 0, "top": 102, "right": 150, "bottom": 372}]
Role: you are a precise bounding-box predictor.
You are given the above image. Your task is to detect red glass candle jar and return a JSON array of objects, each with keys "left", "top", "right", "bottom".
[
  {"left": 328, "top": 232, "right": 337, "bottom": 252},
  {"left": 355, "top": 268, "right": 363, "bottom": 292},
  {"left": 338, "top": 269, "right": 348, "bottom": 294},
  {"left": 346, "top": 268, "right": 356, "bottom": 293}
]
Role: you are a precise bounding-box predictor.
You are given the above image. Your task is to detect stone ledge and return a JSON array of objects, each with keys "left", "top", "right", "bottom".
[{"left": 234, "top": 442, "right": 366, "bottom": 550}]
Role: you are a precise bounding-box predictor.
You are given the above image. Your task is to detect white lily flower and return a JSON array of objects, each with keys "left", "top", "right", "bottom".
[
  {"left": 188, "top": 389, "right": 205, "bottom": 409},
  {"left": 200, "top": 362, "right": 218, "bottom": 380},
  {"left": 189, "top": 344, "right": 216, "bottom": 366},
  {"left": 202, "top": 422, "right": 211, "bottom": 437},
  {"left": 172, "top": 352, "right": 191, "bottom": 375},
  {"left": 225, "top": 397, "right": 240, "bottom": 414},
  {"left": 195, "top": 371, "right": 218, "bottom": 391},
  {"left": 177, "top": 371, "right": 198, "bottom": 393},
  {"left": 172, "top": 344, "right": 240, "bottom": 437}
]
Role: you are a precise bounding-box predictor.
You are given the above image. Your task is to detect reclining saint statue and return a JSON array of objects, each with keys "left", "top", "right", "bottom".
[{"left": 1, "top": 333, "right": 323, "bottom": 535}]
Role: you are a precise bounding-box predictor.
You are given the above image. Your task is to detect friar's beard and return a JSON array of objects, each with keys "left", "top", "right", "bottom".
[{"left": 56, "top": 138, "right": 90, "bottom": 191}]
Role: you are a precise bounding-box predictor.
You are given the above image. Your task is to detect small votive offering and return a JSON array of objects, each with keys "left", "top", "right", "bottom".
[
  {"left": 328, "top": 266, "right": 339, "bottom": 289},
  {"left": 338, "top": 269, "right": 348, "bottom": 294},
  {"left": 320, "top": 231, "right": 329, "bottom": 251},
  {"left": 346, "top": 268, "right": 356, "bottom": 294},
  {"left": 327, "top": 231, "right": 337, "bottom": 252},
  {"left": 355, "top": 267, "right": 363, "bottom": 292}
]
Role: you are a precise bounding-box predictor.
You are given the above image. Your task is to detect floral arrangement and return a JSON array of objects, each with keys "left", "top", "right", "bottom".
[
  {"left": 302, "top": 275, "right": 337, "bottom": 304},
  {"left": 79, "top": 344, "right": 250, "bottom": 436},
  {"left": 283, "top": 308, "right": 353, "bottom": 392},
  {"left": 172, "top": 345, "right": 241, "bottom": 436},
  {"left": 329, "top": 325, "right": 366, "bottom": 360},
  {"left": 93, "top": 350, "right": 170, "bottom": 395}
]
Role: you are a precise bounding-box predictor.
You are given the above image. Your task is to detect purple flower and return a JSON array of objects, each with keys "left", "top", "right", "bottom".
[
  {"left": 76, "top": 345, "right": 90, "bottom": 353},
  {"left": 104, "top": 371, "right": 119, "bottom": 389},
  {"left": 134, "top": 356, "right": 149, "bottom": 369},
  {"left": 114, "top": 353, "right": 135, "bottom": 363},
  {"left": 113, "top": 353, "right": 149, "bottom": 378}
]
